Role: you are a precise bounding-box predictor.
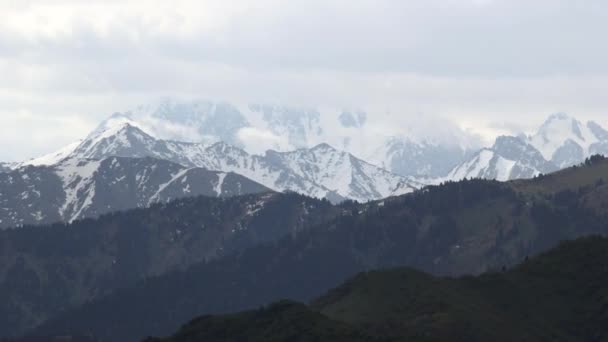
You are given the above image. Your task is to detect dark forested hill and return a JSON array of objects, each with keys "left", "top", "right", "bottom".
[
  {"left": 144, "top": 300, "right": 390, "bottom": 342},
  {"left": 31, "top": 157, "right": 608, "bottom": 341},
  {"left": 148, "top": 236, "right": 608, "bottom": 342},
  {"left": 0, "top": 192, "right": 340, "bottom": 336}
]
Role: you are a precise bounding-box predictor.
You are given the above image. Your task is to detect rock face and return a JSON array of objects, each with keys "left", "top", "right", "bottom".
[{"left": 0, "top": 156, "right": 270, "bottom": 229}]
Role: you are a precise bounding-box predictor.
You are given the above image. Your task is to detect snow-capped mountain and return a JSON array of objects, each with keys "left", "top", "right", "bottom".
[
  {"left": 19, "top": 141, "right": 82, "bottom": 168},
  {"left": 263, "top": 143, "right": 416, "bottom": 202},
  {"left": 528, "top": 113, "right": 608, "bottom": 168},
  {"left": 0, "top": 156, "right": 269, "bottom": 229},
  {"left": 131, "top": 101, "right": 248, "bottom": 147},
  {"left": 14, "top": 114, "right": 417, "bottom": 204},
  {"left": 367, "top": 137, "right": 476, "bottom": 178},
  {"left": 445, "top": 114, "right": 608, "bottom": 182},
  {"left": 447, "top": 136, "right": 558, "bottom": 182},
  {"left": 246, "top": 104, "right": 325, "bottom": 149},
  {"left": 113, "top": 99, "right": 480, "bottom": 178}
]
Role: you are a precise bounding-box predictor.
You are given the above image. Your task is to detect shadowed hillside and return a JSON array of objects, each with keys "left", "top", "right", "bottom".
[
  {"left": 31, "top": 158, "right": 608, "bottom": 341},
  {"left": 151, "top": 236, "right": 608, "bottom": 342}
]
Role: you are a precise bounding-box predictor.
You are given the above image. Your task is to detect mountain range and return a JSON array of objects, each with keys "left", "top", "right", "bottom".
[
  {"left": 113, "top": 101, "right": 608, "bottom": 180},
  {"left": 24, "top": 155, "right": 608, "bottom": 341},
  {"left": 449, "top": 113, "right": 608, "bottom": 181},
  {"left": 2, "top": 102, "right": 608, "bottom": 230},
  {"left": 0, "top": 156, "right": 269, "bottom": 229},
  {"left": 71, "top": 100, "right": 483, "bottom": 179},
  {"left": 26, "top": 113, "right": 418, "bottom": 201},
  {"left": 13, "top": 102, "right": 608, "bottom": 185},
  {"left": 2, "top": 101, "right": 608, "bottom": 341},
  {"left": 0, "top": 112, "right": 419, "bottom": 229}
]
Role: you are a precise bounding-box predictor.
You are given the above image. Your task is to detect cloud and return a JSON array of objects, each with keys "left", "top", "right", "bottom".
[
  {"left": 236, "top": 127, "right": 291, "bottom": 155},
  {"left": 1, "top": 0, "right": 608, "bottom": 160},
  {"left": 0, "top": 109, "right": 93, "bottom": 162},
  {"left": 3, "top": 0, "right": 608, "bottom": 77}
]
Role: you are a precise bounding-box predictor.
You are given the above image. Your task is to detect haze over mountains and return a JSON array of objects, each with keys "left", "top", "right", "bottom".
[
  {"left": 2, "top": 100, "right": 608, "bottom": 229},
  {"left": 3, "top": 1, "right": 607, "bottom": 341},
  {"left": 2, "top": 102, "right": 608, "bottom": 340}
]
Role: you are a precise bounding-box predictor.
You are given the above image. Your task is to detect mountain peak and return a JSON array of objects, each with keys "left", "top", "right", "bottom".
[
  {"left": 537, "top": 112, "right": 579, "bottom": 134},
  {"left": 529, "top": 113, "right": 596, "bottom": 162},
  {"left": 90, "top": 121, "right": 151, "bottom": 145},
  {"left": 311, "top": 143, "right": 336, "bottom": 151},
  {"left": 66, "top": 116, "right": 160, "bottom": 161},
  {"left": 493, "top": 135, "right": 525, "bottom": 148},
  {"left": 87, "top": 113, "right": 149, "bottom": 142},
  {"left": 545, "top": 112, "right": 571, "bottom": 122},
  {"left": 95, "top": 112, "right": 136, "bottom": 129}
]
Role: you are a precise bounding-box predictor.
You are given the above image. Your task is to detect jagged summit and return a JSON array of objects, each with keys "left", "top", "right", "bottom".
[
  {"left": 446, "top": 113, "right": 608, "bottom": 182},
  {"left": 528, "top": 112, "right": 605, "bottom": 167},
  {"left": 0, "top": 155, "right": 270, "bottom": 228},
  {"left": 447, "top": 135, "right": 558, "bottom": 182},
  {"left": 2, "top": 111, "right": 417, "bottom": 213},
  {"left": 6, "top": 107, "right": 608, "bottom": 207}
]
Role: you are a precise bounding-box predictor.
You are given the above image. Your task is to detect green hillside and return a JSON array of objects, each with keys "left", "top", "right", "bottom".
[{"left": 154, "top": 236, "right": 608, "bottom": 342}]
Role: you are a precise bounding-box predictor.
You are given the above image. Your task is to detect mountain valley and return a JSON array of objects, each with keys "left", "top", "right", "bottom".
[
  {"left": 24, "top": 155, "right": 608, "bottom": 341},
  {"left": 149, "top": 236, "right": 608, "bottom": 342}
]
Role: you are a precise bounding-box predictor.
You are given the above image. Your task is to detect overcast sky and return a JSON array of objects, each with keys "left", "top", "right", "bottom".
[{"left": 1, "top": 0, "right": 608, "bottom": 161}]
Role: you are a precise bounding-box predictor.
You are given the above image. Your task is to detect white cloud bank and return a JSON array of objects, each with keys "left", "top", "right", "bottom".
[
  {"left": 236, "top": 127, "right": 291, "bottom": 155},
  {"left": 1, "top": 0, "right": 608, "bottom": 160}
]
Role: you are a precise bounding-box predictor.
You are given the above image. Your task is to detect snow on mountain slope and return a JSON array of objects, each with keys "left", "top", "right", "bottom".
[
  {"left": 55, "top": 158, "right": 102, "bottom": 222},
  {"left": 188, "top": 142, "right": 416, "bottom": 203},
  {"left": 264, "top": 143, "right": 417, "bottom": 202},
  {"left": 41, "top": 116, "right": 418, "bottom": 203},
  {"left": 447, "top": 136, "right": 558, "bottom": 182},
  {"left": 366, "top": 136, "right": 477, "bottom": 179},
  {"left": 528, "top": 113, "right": 608, "bottom": 168},
  {"left": 0, "top": 156, "right": 270, "bottom": 229},
  {"left": 131, "top": 100, "right": 248, "bottom": 146},
  {"left": 71, "top": 115, "right": 166, "bottom": 160},
  {"left": 191, "top": 142, "right": 336, "bottom": 200},
  {"left": 19, "top": 141, "right": 82, "bottom": 167},
  {"left": 98, "top": 99, "right": 480, "bottom": 178},
  {"left": 246, "top": 104, "right": 324, "bottom": 149},
  {"left": 445, "top": 114, "right": 608, "bottom": 183}
]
